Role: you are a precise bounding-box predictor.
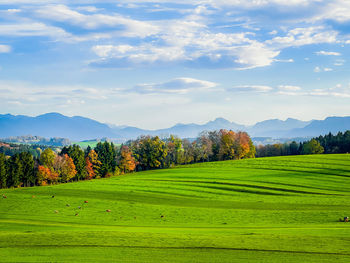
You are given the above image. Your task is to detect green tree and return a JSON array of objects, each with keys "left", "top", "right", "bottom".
[
  {"left": 0, "top": 153, "right": 7, "bottom": 188},
  {"left": 94, "top": 142, "right": 117, "bottom": 177},
  {"left": 7, "top": 154, "right": 22, "bottom": 187},
  {"left": 131, "top": 136, "right": 167, "bottom": 170},
  {"left": 117, "top": 146, "right": 136, "bottom": 174},
  {"left": 54, "top": 154, "right": 77, "bottom": 182},
  {"left": 246, "top": 138, "right": 256, "bottom": 158},
  {"left": 19, "top": 152, "right": 36, "bottom": 187},
  {"left": 61, "top": 145, "right": 87, "bottom": 180},
  {"left": 87, "top": 149, "right": 101, "bottom": 178},
  {"left": 40, "top": 148, "right": 56, "bottom": 168},
  {"left": 218, "top": 130, "right": 236, "bottom": 160},
  {"left": 182, "top": 139, "right": 195, "bottom": 164},
  {"left": 289, "top": 141, "right": 299, "bottom": 155},
  {"left": 195, "top": 134, "right": 213, "bottom": 162},
  {"left": 165, "top": 135, "right": 184, "bottom": 166},
  {"left": 302, "top": 139, "right": 324, "bottom": 155},
  {"left": 207, "top": 131, "right": 220, "bottom": 161}
]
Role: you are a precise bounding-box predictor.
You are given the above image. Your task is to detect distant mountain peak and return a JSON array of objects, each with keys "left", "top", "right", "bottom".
[
  {"left": 1, "top": 113, "right": 350, "bottom": 141},
  {"left": 209, "top": 117, "right": 231, "bottom": 125},
  {"left": 38, "top": 112, "right": 65, "bottom": 117}
]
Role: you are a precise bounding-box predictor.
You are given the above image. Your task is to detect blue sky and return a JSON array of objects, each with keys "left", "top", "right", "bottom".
[{"left": 1, "top": 0, "right": 350, "bottom": 129}]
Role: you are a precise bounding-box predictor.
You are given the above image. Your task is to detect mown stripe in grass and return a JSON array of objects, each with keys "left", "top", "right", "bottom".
[
  {"left": 144, "top": 179, "right": 335, "bottom": 196},
  {"left": 1, "top": 243, "right": 350, "bottom": 257}
]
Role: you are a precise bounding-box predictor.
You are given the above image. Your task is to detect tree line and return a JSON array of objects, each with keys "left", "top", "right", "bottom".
[
  {"left": 256, "top": 131, "right": 350, "bottom": 157},
  {"left": 0, "top": 142, "right": 59, "bottom": 158},
  {"left": 4, "top": 135, "right": 70, "bottom": 147},
  {"left": 0, "top": 130, "right": 255, "bottom": 189}
]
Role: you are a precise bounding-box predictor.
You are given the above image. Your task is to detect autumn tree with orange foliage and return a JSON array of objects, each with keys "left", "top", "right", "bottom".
[
  {"left": 85, "top": 157, "right": 95, "bottom": 179},
  {"left": 87, "top": 150, "right": 101, "bottom": 178},
  {"left": 117, "top": 146, "right": 136, "bottom": 174},
  {"left": 37, "top": 165, "right": 59, "bottom": 185},
  {"left": 218, "top": 129, "right": 236, "bottom": 160},
  {"left": 197, "top": 129, "right": 256, "bottom": 161},
  {"left": 38, "top": 148, "right": 59, "bottom": 184},
  {"left": 54, "top": 154, "right": 77, "bottom": 182},
  {"left": 1, "top": 129, "right": 256, "bottom": 189},
  {"left": 234, "top": 131, "right": 251, "bottom": 159}
]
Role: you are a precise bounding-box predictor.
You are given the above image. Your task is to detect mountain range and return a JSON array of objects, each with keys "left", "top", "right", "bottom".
[{"left": 1, "top": 113, "right": 350, "bottom": 142}]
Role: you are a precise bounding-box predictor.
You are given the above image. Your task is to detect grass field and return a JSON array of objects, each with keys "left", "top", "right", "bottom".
[
  {"left": 72, "top": 141, "right": 121, "bottom": 149},
  {"left": 1, "top": 154, "right": 350, "bottom": 262},
  {"left": 71, "top": 140, "right": 100, "bottom": 149}
]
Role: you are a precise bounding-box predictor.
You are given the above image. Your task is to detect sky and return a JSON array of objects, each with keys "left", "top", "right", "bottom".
[{"left": 1, "top": 0, "right": 350, "bottom": 129}]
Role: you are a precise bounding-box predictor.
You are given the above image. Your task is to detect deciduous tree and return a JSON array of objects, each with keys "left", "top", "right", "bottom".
[
  {"left": 61, "top": 145, "right": 86, "bottom": 180},
  {"left": 131, "top": 136, "right": 167, "bottom": 171},
  {"left": 302, "top": 139, "right": 324, "bottom": 155},
  {"left": 118, "top": 146, "right": 136, "bottom": 174},
  {"left": 87, "top": 150, "right": 101, "bottom": 178},
  {"left": 40, "top": 148, "right": 56, "bottom": 168},
  {"left": 54, "top": 154, "right": 77, "bottom": 182}
]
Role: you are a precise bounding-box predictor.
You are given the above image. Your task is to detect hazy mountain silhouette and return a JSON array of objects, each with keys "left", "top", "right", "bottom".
[
  {"left": 247, "top": 118, "right": 311, "bottom": 137},
  {"left": 0, "top": 113, "right": 115, "bottom": 141},
  {"left": 1, "top": 113, "right": 350, "bottom": 141},
  {"left": 286, "top": 116, "right": 350, "bottom": 137}
]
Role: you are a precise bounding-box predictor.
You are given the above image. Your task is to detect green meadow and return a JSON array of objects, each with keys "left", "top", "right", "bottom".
[
  {"left": 1, "top": 154, "right": 350, "bottom": 262},
  {"left": 72, "top": 141, "right": 121, "bottom": 149},
  {"left": 71, "top": 140, "right": 100, "bottom": 149}
]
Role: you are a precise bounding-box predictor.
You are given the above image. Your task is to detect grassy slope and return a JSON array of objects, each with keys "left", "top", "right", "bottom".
[
  {"left": 1, "top": 154, "right": 350, "bottom": 262},
  {"left": 72, "top": 141, "right": 121, "bottom": 149},
  {"left": 71, "top": 141, "right": 100, "bottom": 149}
]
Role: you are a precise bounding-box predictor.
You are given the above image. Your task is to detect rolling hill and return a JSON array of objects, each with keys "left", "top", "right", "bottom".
[{"left": 0, "top": 155, "right": 350, "bottom": 262}]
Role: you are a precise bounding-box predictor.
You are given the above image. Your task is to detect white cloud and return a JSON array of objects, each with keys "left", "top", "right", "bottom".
[
  {"left": 6, "top": 9, "right": 21, "bottom": 13},
  {"left": 309, "top": 1, "right": 350, "bottom": 23},
  {"left": 1, "top": 0, "right": 348, "bottom": 72},
  {"left": 0, "top": 22, "right": 70, "bottom": 40},
  {"left": 274, "top": 83, "right": 350, "bottom": 98},
  {"left": 131, "top": 77, "right": 217, "bottom": 94},
  {"left": 309, "top": 84, "right": 350, "bottom": 98},
  {"left": 334, "top": 59, "right": 345, "bottom": 66},
  {"left": 278, "top": 85, "right": 301, "bottom": 91},
  {"left": 91, "top": 15, "right": 279, "bottom": 70},
  {"left": 275, "top": 58, "right": 294, "bottom": 63},
  {"left": 14, "top": 2, "right": 346, "bottom": 70},
  {"left": 92, "top": 45, "right": 135, "bottom": 57},
  {"left": 233, "top": 42, "right": 280, "bottom": 69},
  {"left": 0, "top": 22, "right": 114, "bottom": 42},
  {"left": 0, "top": 0, "right": 59, "bottom": 3},
  {"left": 35, "top": 4, "right": 160, "bottom": 38},
  {"left": 228, "top": 85, "right": 273, "bottom": 93},
  {"left": 314, "top": 66, "right": 333, "bottom": 72},
  {"left": 323, "top": 67, "right": 333, "bottom": 72},
  {"left": 116, "top": 0, "right": 318, "bottom": 8},
  {"left": 266, "top": 26, "right": 338, "bottom": 48},
  {"left": 91, "top": 44, "right": 185, "bottom": 66},
  {"left": 0, "top": 81, "right": 110, "bottom": 104},
  {"left": 0, "top": 44, "right": 11, "bottom": 53},
  {"left": 226, "top": 0, "right": 316, "bottom": 7},
  {"left": 316, "top": 51, "right": 341, "bottom": 56},
  {"left": 76, "top": 6, "right": 103, "bottom": 13}
]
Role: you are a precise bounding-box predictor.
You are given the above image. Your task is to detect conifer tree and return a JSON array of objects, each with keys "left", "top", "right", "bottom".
[{"left": 0, "top": 153, "right": 7, "bottom": 189}]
